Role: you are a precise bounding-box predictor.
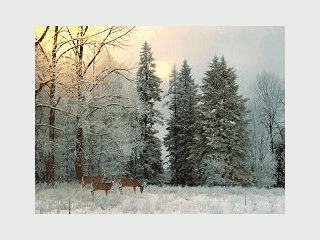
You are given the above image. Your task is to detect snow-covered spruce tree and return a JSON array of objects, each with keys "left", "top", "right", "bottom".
[
  {"left": 136, "top": 41, "right": 163, "bottom": 184},
  {"left": 164, "top": 66, "right": 180, "bottom": 184},
  {"left": 164, "top": 61, "right": 198, "bottom": 186},
  {"left": 194, "top": 56, "right": 253, "bottom": 186}
]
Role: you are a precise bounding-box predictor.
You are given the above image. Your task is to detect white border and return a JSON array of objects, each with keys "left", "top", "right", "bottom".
[{"left": 2, "top": 0, "right": 320, "bottom": 239}]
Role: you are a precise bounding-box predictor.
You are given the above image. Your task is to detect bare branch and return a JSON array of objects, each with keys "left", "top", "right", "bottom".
[
  {"left": 36, "top": 124, "right": 64, "bottom": 131},
  {"left": 90, "top": 103, "right": 136, "bottom": 109},
  {"left": 36, "top": 43, "right": 50, "bottom": 63},
  {"left": 35, "top": 76, "right": 51, "bottom": 97},
  {"left": 57, "top": 28, "right": 110, "bottom": 50},
  {"left": 35, "top": 26, "right": 50, "bottom": 47},
  {"left": 83, "top": 26, "right": 135, "bottom": 76},
  {"left": 54, "top": 96, "right": 62, "bottom": 106},
  {"left": 56, "top": 41, "right": 95, "bottom": 63},
  {"left": 35, "top": 104, "right": 77, "bottom": 117},
  {"left": 110, "top": 70, "right": 135, "bottom": 82},
  {"left": 90, "top": 68, "right": 134, "bottom": 92},
  {"left": 93, "top": 94, "right": 129, "bottom": 101}
]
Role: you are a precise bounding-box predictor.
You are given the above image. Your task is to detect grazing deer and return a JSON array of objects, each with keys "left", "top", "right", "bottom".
[
  {"left": 81, "top": 170, "right": 107, "bottom": 188},
  {"left": 91, "top": 177, "right": 115, "bottom": 197},
  {"left": 119, "top": 178, "right": 144, "bottom": 194}
]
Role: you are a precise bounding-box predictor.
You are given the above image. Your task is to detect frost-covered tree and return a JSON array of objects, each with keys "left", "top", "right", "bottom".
[
  {"left": 36, "top": 66, "right": 140, "bottom": 183},
  {"left": 164, "top": 61, "right": 198, "bottom": 186},
  {"left": 193, "top": 56, "right": 253, "bottom": 186},
  {"left": 35, "top": 26, "right": 137, "bottom": 183},
  {"left": 248, "top": 99, "right": 277, "bottom": 187},
  {"left": 256, "top": 72, "right": 284, "bottom": 154},
  {"left": 249, "top": 72, "right": 285, "bottom": 188},
  {"left": 82, "top": 73, "right": 141, "bottom": 179},
  {"left": 67, "top": 26, "right": 135, "bottom": 182},
  {"left": 35, "top": 26, "right": 69, "bottom": 184},
  {"left": 135, "top": 41, "right": 163, "bottom": 183}
]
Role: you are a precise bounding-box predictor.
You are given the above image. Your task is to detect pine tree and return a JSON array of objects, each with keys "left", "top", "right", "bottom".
[
  {"left": 136, "top": 41, "right": 163, "bottom": 184},
  {"left": 164, "top": 61, "right": 198, "bottom": 186},
  {"left": 194, "top": 56, "right": 253, "bottom": 186}
]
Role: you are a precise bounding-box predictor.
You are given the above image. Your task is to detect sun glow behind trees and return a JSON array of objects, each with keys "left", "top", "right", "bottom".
[
  {"left": 36, "top": 26, "right": 170, "bottom": 81},
  {"left": 35, "top": 26, "right": 139, "bottom": 183},
  {"left": 35, "top": 26, "right": 284, "bottom": 188},
  {"left": 155, "top": 60, "right": 171, "bottom": 79}
]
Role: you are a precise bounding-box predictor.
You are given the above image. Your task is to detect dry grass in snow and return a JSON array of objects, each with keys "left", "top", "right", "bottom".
[{"left": 35, "top": 183, "right": 284, "bottom": 214}]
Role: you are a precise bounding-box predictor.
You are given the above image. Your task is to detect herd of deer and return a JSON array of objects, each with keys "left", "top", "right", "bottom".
[{"left": 81, "top": 170, "right": 144, "bottom": 197}]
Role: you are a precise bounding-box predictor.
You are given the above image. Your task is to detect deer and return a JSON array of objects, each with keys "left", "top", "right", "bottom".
[
  {"left": 118, "top": 178, "right": 144, "bottom": 194},
  {"left": 91, "top": 177, "right": 115, "bottom": 197},
  {"left": 81, "top": 170, "right": 108, "bottom": 189}
]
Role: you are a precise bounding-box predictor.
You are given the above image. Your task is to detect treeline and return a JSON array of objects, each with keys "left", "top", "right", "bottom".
[
  {"left": 35, "top": 27, "right": 163, "bottom": 185},
  {"left": 35, "top": 26, "right": 284, "bottom": 188},
  {"left": 164, "top": 58, "right": 285, "bottom": 188}
]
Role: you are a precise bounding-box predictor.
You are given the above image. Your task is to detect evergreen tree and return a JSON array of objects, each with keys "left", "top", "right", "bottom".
[
  {"left": 164, "top": 66, "right": 180, "bottom": 184},
  {"left": 136, "top": 41, "right": 163, "bottom": 183},
  {"left": 164, "top": 61, "right": 198, "bottom": 186},
  {"left": 193, "top": 56, "right": 253, "bottom": 186}
]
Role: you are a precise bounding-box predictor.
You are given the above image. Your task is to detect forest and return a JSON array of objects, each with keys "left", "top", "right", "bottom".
[{"left": 35, "top": 26, "right": 285, "bottom": 189}]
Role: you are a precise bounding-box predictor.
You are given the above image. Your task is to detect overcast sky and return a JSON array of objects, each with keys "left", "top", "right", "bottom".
[
  {"left": 114, "top": 26, "right": 285, "bottom": 160},
  {"left": 116, "top": 26, "right": 284, "bottom": 98}
]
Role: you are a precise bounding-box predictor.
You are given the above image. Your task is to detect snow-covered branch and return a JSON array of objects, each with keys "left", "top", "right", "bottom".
[
  {"left": 36, "top": 124, "right": 64, "bottom": 131},
  {"left": 35, "top": 104, "right": 77, "bottom": 117}
]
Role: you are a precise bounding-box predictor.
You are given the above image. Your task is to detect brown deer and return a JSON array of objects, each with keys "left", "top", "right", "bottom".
[
  {"left": 81, "top": 170, "right": 107, "bottom": 188},
  {"left": 119, "top": 178, "right": 144, "bottom": 194},
  {"left": 91, "top": 177, "right": 115, "bottom": 196}
]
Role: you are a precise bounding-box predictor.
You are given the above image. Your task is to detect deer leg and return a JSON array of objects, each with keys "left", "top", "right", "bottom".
[
  {"left": 91, "top": 190, "right": 94, "bottom": 197},
  {"left": 119, "top": 186, "right": 123, "bottom": 194},
  {"left": 133, "top": 186, "right": 136, "bottom": 193},
  {"left": 105, "top": 190, "right": 108, "bottom": 196}
]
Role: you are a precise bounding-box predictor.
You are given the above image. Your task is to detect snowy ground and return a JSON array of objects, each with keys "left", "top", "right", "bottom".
[{"left": 35, "top": 183, "right": 284, "bottom": 214}]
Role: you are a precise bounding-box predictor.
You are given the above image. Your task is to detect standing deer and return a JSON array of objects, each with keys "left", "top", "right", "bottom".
[
  {"left": 91, "top": 177, "right": 115, "bottom": 197},
  {"left": 81, "top": 170, "right": 107, "bottom": 188},
  {"left": 119, "top": 178, "right": 144, "bottom": 194}
]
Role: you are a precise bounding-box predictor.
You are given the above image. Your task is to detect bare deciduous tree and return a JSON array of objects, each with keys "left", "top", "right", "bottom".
[
  {"left": 35, "top": 26, "right": 136, "bottom": 183},
  {"left": 256, "top": 72, "right": 284, "bottom": 153},
  {"left": 64, "top": 26, "right": 135, "bottom": 182},
  {"left": 254, "top": 71, "right": 285, "bottom": 188}
]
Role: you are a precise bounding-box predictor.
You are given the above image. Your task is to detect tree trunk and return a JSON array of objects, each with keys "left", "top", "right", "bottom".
[
  {"left": 269, "top": 121, "right": 274, "bottom": 153},
  {"left": 74, "top": 26, "right": 85, "bottom": 182},
  {"left": 75, "top": 118, "right": 83, "bottom": 182},
  {"left": 46, "top": 26, "right": 58, "bottom": 184},
  {"left": 47, "top": 105, "right": 56, "bottom": 183},
  {"left": 88, "top": 124, "right": 95, "bottom": 175}
]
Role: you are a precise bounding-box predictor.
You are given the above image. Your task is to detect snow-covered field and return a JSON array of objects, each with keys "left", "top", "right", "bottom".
[{"left": 35, "top": 183, "right": 284, "bottom": 214}]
